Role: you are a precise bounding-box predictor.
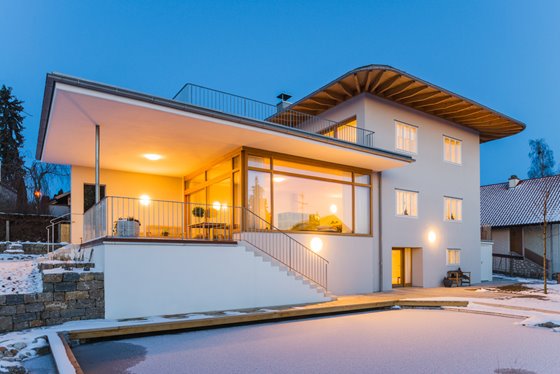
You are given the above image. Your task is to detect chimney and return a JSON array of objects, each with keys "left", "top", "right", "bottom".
[
  {"left": 276, "top": 93, "right": 292, "bottom": 112},
  {"left": 508, "top": 175, "right": 521, "bottom": 189}
]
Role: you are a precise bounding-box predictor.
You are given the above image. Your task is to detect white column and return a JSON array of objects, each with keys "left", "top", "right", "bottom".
[{"left": 95, "top": 124, "right": 100, "bottom": 203}]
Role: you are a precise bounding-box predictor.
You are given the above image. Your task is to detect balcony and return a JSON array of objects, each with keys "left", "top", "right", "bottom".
[
  {"left": 173, "top": 84, "right": 375, "bottom": 148},
  {"left": 83, "top": 196, "right": 329, "bottom": 289}
]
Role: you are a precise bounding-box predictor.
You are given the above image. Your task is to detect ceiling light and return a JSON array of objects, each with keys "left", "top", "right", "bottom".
[
  {"left": 273, "top": 176, "right": 286, "bottom": 183},
  {"left": 144, "top": 154, "right": 162, "bottom": 161}
]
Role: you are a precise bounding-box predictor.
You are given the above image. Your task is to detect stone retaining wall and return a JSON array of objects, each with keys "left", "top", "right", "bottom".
[{"left": 0, "top": 271, "right": 104, "bottom": 333}]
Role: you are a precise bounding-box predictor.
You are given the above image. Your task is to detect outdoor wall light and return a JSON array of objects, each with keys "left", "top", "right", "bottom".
[
  {"left": 310, "top": 237, "right": 323, "bottom": 253},
  {"left": 428, "top": 230, "right": 437, "bottom": 243},
  {"left": 140, "top": 195, "right": 151, "bottom": 206},
  {"left": 144, "top": 153, "right": 162, "bottom": 161}
]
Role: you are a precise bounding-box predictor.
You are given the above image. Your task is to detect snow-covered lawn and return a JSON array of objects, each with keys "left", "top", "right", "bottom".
[
  {"left": 0, "top": 254, "right": 42, "bottom": 295},
  {"left": 70, "top": 309, "right": 560, "bottom": 374}
]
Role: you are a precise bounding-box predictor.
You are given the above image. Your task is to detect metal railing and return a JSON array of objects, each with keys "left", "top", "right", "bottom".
[
  {"left": 492, "top": 253, "right": 544, "bottom": 279},
  {"left": 46, "top": 213, "right": 71, "bottom": 252},
  {"left": 173, "top": 83, "right": 375, "bottom": 148},
  {"left": 83, "top": 196, "right": 329, "bottom": 289}
]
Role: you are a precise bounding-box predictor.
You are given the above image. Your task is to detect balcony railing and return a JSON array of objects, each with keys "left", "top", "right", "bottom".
[
  {"left": 173, "top": 83, "right": 375, "bottom": 148},
  {"left": 83, "top": 196, "right": 328, "bottom": 289}
]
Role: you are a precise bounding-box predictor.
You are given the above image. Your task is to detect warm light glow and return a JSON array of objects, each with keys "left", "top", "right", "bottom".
[
  {"left": 428, "top": 230, "right": 436, "bottom": 243},
  {"left": 310, "top": 237, "right": 323, "bottom": 253},
  {"left": 144, "top": 153, "right": 163, "bottom": 161},
  {"left": 140, "top": 195, "right": 151, "bottom": 206},
  {"left": 213, "top": 201, "right": 222, "bottom": 211},
  {"left": 33, "top": 190, "right": 42, "bottom": 199},
  {"left": 273, "top": 176, "right": 286, "bottom": 183},
  {"left": 329, "top": 204, "right": 338, "bottom": 214}
]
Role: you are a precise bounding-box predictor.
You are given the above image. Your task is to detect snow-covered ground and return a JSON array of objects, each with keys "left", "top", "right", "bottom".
[
  {"left": 0, "top": 311, "right": 251, "bottom": 372},
  {"left": 407, "top": 277, "right": 560, "bottom": 332},
  {"left": 71, "top": 309, "right": 560, "bottom": 374},
  {"left": 0, "top": 254, "right": 42, "bottom": 295}
]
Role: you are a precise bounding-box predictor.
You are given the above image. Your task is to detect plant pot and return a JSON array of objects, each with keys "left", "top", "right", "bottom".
[{"left": 443, "top": 278, "right": 453, "bottom": 288}]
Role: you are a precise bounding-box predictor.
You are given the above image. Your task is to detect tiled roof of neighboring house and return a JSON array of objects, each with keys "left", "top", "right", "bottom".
[{"left": 480, "top": 175, "right": 560, "bottom": 227}]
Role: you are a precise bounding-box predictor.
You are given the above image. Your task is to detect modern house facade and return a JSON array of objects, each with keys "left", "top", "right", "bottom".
[
  {"left": 37, "top": 65, "right": 524, "bottom": 319},
  {"left": 481, "top": 175, "right": 560, "bottom": 278}
]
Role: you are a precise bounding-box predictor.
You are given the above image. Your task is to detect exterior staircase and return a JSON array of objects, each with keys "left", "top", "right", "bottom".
[{"left": 242, "top": 241, "right": 336, "bottom": 301}]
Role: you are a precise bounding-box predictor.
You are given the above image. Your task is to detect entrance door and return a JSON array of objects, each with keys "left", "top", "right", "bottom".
[{"left": 392, "top": 248, "right": 412, "bottom": 287}]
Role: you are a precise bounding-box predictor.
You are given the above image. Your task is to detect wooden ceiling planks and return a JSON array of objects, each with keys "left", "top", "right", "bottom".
[{"left": 288, "top": 66, "right": 525, "bottom": 143}]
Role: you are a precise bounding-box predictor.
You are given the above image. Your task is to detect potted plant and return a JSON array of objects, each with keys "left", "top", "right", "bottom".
[
  {"left": 114, "top": 217, "right": 141, "bottom": 237},
  {"left": 192, "top": 206, "right": 205, "bottom": 219}
]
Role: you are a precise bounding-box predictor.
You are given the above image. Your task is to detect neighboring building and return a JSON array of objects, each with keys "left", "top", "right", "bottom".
[
  {"left": 49, "top": 191, "right": 70, "bottom": 217},
  {"left": 0, "top": 182, "right": 17, "bottom": 212},
  {"left": 36, "top": 65, "right": 524, "bottom": 319},
  {"left": 481, "top": 175, "right": 560, "bottom": 278}
]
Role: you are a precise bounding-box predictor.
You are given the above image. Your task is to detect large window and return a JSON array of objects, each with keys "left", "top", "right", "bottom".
[
  {"left": 395, "top": 189, "right": 418, "bottom": 217},
  {"left": 395, "top": 121, "right": 417, "bottom": 153},
  {"left": 247, "top": 154, "right": 371, "bottom": 234},
  {"left": 84, "top": 184, "right": 106, "bottom": 212},
  {"left": 443, "top": 136, "right": 462, "bottom": 164},
  {"left": 322, "top": 117, "right": 357, "bottom": 144},
  {"left": 185, "top": 154, "right": 241, "bottom": 236},
  {"left": 444, "top": 196, "right": 462, "bottom": 222}
]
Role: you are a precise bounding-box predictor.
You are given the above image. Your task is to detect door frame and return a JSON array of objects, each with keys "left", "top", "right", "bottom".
[{"left": 392, "top": 247, "right": 413, "bottom": 288}]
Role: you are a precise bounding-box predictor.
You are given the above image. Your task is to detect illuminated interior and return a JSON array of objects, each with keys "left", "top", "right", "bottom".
[{"left": 185, "top": 148, "right": 373, "bottom": 235}]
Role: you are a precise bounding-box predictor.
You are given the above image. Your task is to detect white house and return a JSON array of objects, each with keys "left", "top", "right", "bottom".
[{"left": 36, "top": 65, "right": 524, "bottom": 319}]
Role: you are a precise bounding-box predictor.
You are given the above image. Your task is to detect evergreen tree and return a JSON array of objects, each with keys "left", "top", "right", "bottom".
[
  {"left": 0, "top": 85, "right": 26, "bottom": 194},
  {"left": 528, "top": 139, "right": 556, "bottom": 179}
]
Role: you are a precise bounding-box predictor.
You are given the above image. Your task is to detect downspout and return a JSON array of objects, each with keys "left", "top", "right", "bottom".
[
  {"left": 95, "top": 124, "right": 100, "bottom": 203},
  {"left": 378, "top": 171, "right": 383, "bottom": 291}
]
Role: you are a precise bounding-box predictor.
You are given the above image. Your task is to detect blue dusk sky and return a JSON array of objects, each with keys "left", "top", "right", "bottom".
[{"left": 1, "top": 0, "right": 558, "bottom": 186}]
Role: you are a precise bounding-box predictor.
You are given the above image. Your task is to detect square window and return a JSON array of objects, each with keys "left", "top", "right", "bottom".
[
  {"left": 396, "top": 189, "right": 418, "bottom": 217},
  {"left": 447, "top": 249, "right": 461, "bottom": 266},
  {"left": 444, "top": 197, "right": 462, "bottom": 222},
  {"left": 443, "top": 136, "right": 462, "bottom": 164},
  {"left": 395, "top": 121, "right": 418, "bottom": 153}
]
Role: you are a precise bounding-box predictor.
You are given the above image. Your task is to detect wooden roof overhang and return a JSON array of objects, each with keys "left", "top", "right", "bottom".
[{"left": 287, "top": 65, "right": 525, "bottom": 143}]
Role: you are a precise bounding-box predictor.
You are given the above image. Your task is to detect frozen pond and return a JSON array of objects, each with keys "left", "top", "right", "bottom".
[{"left": 72, "top": 309, "right": 559, "bottom": 373}]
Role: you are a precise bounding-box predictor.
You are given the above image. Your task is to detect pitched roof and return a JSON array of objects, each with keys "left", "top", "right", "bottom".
[
  {"left": 288, "top": 65, "right": 525, "bottom": 143},
  {"left": 480, "top": 175, "right": 560, "bottom": 227}
]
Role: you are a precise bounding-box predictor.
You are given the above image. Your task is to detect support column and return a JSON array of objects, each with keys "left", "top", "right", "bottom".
[{"left": 95, "top": 124, "right": 100, "bottom": 203}]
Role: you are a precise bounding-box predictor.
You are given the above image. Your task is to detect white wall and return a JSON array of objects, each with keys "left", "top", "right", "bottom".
[
  {"left": 288, "top": 234, "right": 377, "bottom": 295},
  {"left": 95, "top": 242, "right": 329, "bottom": 320},
  {"left": 319, "top": 93, "right": 482, "bottom": 288},
  {"left": 480, "top": 241, "right": 493, "bottom": 282},
  {"left": 492, "top": 228, "right": 510, "bottom": 255},
  {"left": 523, "top": 224, "right": 560, "bottom": 274},
  {"left": 71, "top": 166, "right": 183, "bottom": 243}
]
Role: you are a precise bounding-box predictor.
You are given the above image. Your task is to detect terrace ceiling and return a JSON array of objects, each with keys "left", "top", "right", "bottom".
[{"left": 288, "top": 65, "right": 525, "bottom": 143}]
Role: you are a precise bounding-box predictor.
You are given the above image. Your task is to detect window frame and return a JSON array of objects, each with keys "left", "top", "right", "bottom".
[
  {"left": 245, "top": 149, "right": 373, "bottom": 236},
  {"left": 443, "top": 135, "right": 462, "bottom": 165},
  {"left": 394, "top": 120, "right": 418, "bottom": 154},
  {"left": 395, "top": 188, "right": 419, "bottom": 218},
  {"left": 446, "top": 248, "right": 461, "bottom": 266},
  {"left": 444, "top": 196, "right": 463, "bottom": 222}
]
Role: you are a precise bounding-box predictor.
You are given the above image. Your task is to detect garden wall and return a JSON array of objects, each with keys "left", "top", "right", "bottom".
[
  {"left": 0, "top": 270, "right": 104, "bottom": 333},
  {"left": 0, "top": 213, "right": 56, "bottom": 242}
]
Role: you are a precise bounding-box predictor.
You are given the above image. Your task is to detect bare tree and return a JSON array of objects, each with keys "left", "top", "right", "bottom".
[{"left": 25, "top": 161, "right": 69, "bottom": 214}]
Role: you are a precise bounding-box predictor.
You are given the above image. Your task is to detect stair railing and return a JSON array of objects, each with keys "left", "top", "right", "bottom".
[{"left": 235, "top": 207, "right": 329, "bottom": 291}]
